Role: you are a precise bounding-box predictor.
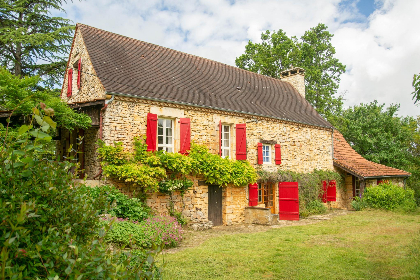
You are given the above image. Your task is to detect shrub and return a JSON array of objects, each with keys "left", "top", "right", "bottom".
[
  {"left": 351, "top": 196, "right": 368, "bottom": 211},
  {"left": 142, "top": 216, "right": 184, "bottom": 248},
  {"left": 78, "top": 185, "right": 151, "bottom": 222},
  {"left": 363, "top": 182, "right": 417, "bottom": 212},
  {"left": 300, "top": 200, "right": 327, "bottom": 218}
]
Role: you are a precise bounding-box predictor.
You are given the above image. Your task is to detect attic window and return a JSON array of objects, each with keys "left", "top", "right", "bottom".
[{"left": 72, "top": 59, "right": 82, "bottom": 89}]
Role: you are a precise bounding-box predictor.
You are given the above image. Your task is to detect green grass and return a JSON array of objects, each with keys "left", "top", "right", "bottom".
[{"left": 160, "top": 210, "right": 420, "bottom": 279}]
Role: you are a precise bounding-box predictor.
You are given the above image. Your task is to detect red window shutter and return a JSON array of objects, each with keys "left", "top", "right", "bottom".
[
  {"left": 248, "top": 183, "right": 258, "bottom": 206},
  {"left": 235, "top": 123, "right": 246, "bottom": 160},
  {"left": 146, "top": 113, "right": 157, "bottom": 151},
  {"left": 327, "top": 180, "right": 337, "bottom": 202},
  {"left": 77, "top": 59, "right": 82, "bottom": 89},
  {"left": 67, "top": 69, "right": 73, "bottom": 97},
  {"left": 219, "top": 120, "right": 222, "bottom": 156},
  {"left": 179, "top": 118, "right": 191, "bottom": 155},
  {"left": 257, "top": 143, "right": 263, "bottom": 164},
  {"left": 321, "top": 180, "right": 327, "bottom": 203},
  {"left": 377, "top": 179, "right": 383, "bottom": 185},
  {"left": 275, "top": 144, "right": 281, "bottom": 165}
]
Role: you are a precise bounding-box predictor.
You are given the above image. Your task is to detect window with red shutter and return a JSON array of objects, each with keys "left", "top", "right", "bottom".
[
  {"left": 257, "top": 143, "right": 263, "bottom": 164},
  {"left": 377, "top": 179, "right": 383, "bottom": 185},
  {"left": 275, "top": 144, "right": 281, "bottom": 165},
  {"left": 248, "top": 183, "right": 258, "bottom": 206},
  {"left": 67, "top": 69, "right": 73, "bottom": 97},
  {"left": 179, "top": 118, "right": 191, "bottom": 155},
  {"left": 235, "top": 123, "right": 246, "bottom": 160},
  {"left": 219, "top": 120, "right": 222, "bottom": 156},
  {"left": 77, "top": 59, "right": 82, "bottom": 89},
  {"left": 327, "top": 180, "right": 337, "bottom": 202},
  {"left": 146, "top": 113, "right": 157, "bottom": 151}
]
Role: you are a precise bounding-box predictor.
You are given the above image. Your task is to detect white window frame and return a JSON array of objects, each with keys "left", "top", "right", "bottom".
[
  {"left": 262, "top": 144, "right": 271, "bottom": 164},
  {"left": 221, "top": 124, "right": 230, "bottom": 158},
  {"left": 157, "top": 118, "right": 174, "bottom": 152}
]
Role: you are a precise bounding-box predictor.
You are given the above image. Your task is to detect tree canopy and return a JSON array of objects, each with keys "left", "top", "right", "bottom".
[
  {"left": 412, "top": 73, "right": 420, "bottom": 105},
  {"left": 0, "top": 67, "right": 91, "bottom": 130},
  {"left": 0, "top": 0, "right": 74, "bottom": 88},
  {"left": 236, "top": 23, "right": 346, "bottom": 116}
]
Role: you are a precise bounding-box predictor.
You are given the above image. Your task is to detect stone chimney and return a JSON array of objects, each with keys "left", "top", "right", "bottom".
[{"left": 280, "top": 66, "right": 305, "bottom": 98}]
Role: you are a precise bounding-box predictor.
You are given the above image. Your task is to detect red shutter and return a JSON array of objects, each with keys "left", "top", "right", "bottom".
[
  {"left": 219, "top": 120, "right": 222, "bottom": 156},
  {"left": 248, "top": 183, "right": 258, "bottom": 206},
  {"left": 77, "top": 58, "right": 82, "bottom": 89},
  {"left": 377, "top": 179, "right": 383, "bottom": 185},
  {"left": 275, "top": 144, "right": 281, "bottom": 165},
  {"left": 257, "top": 143, "right": 263, "bottom": 164},
  {"left": 146, "top": 113, "right": 157, "bottom": 151},
  {"left": 179, "top": 118, "right": 191, "bottom": 155},
  {"left": 321, "top": 180, "right": 327, "bottom": 203},
  {"left": 67, "top": 69, "right": 73, "bottom": 97},
  {"left": 278, "top": 182, "right": 299, "bottom": 220},
  {"left": 327, "top": 180, "right": 337, "bottom": 202},
  {"left": 235, "top": 123, "right": 246, "bottom": 160}
]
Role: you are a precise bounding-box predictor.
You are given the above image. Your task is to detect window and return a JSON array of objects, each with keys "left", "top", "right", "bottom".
[
  {"left": 157, "top": 118, "right": 173, "bottom": 152},
  {"left": 221, "top": 124, "right": 230, "bottom": 158},
  {"left": 258, "top": 182, "right": 275, "bottom": 213},
  {"left": 262, "top": 144, "right": 270, "bottom": 163},
  {"left": 354, "top": 177, "right": 361, "bottom": 197}
]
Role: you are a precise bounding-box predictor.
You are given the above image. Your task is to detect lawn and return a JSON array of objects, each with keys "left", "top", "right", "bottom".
[{"left": 160, "top": 210, "right": 420, "bottom": 279}]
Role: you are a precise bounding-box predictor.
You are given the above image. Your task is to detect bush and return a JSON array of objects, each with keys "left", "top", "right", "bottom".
[
  {"left": 300, "top": 200, "right": 327, "bottom": 218},
  {"left": 363, "top": 182, "right": 417, "bottom": 212},
  {"left": 105, "top": 216, "right": 184, "bottom": 249},
  {"left": 351, "top": 196, "right": 368, "bottom": 211},
  {"left": 79, "top": 185, "right": 151, "bottom": 222}
]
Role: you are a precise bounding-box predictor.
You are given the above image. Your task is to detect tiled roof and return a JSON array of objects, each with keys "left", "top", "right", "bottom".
[
  {"left": 77, "top": 24, "right": 333, "bottom": 129},
  {"left": 333, "top": 130, "right": 410, "bottom": 178}
]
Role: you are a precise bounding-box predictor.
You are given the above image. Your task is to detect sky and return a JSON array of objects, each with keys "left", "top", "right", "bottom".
[{"left": 60, "top": 0, "right": 419, "bottom": 117}]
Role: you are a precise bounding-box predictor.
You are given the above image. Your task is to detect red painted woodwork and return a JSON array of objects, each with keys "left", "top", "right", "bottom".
[
  {"left": 179, "top": 118, "right": 191, "bottom": 155},
  {"left": 321, "top": 180, "right": 328, "bottom": 203},
  {"left": 275, "top": 144, "right": 281, "bottom": 165},
  {"left": 278, "top": 182, "right": 299, "bottom": 220},
  {"left": 219, "top": 120, "right": 222, "bottom": 156},
  {"left": 146, "top": 113, "right": 157, "bottom": 151},
  {"left": 377, "top": 179, "right": 383, "bottom": 185},
  {"left": 257, "top": 143, "right": 263, "bottom": 164},
  {"left": 235, "top": 123, "right": 247, "bottom": 160},
  {"left": 67, "top": 69, "right": 73, "bottom": 97},
  {"left": 327, "top": 180, "right": 337, "bottom": 202},
  {"left": 248, "top": 183, "right": 258, "bottom": 206},
  {"left": 77, "top": 59, "right": 82, "bottom": 89}
]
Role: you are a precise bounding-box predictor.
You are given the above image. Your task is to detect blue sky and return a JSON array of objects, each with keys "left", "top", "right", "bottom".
[{"left": 60, "top": 0, "right": 419, "bottom": 117}]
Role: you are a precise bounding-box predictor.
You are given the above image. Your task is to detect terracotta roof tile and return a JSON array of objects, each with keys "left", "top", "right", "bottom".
[
  {"left": 333, "top": 130, "right": 410, "bottom": 178},
  {"left": 77, "top": 24, "right": 333, "bottom": 129}
]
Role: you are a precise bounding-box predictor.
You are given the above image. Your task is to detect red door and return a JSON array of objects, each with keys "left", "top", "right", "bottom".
[{"left": 278, "top": 182, "right": 299, "bottom": 220}]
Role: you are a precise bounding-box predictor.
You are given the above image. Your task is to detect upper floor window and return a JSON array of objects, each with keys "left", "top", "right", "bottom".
[
  {"left": 262, "top": 144, "right": 270, "bottom": 163},
  {"left": 158, "top": 118, "right": 173, "bottom": 152},
  {"left": 221, "top": 124, "right": 230, "bottom": 158}
]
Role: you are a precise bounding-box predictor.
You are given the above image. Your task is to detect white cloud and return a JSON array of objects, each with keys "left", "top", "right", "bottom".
[{"left": 59, "top": 0, "right": 419, "bottom": 116}]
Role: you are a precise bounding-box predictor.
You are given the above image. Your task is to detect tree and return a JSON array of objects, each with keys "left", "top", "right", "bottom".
[
  {"left": 0, "top": 0, "right": 74, "bottom": 87},
  {"left": 236, "top": 23, "right": 346, "bottom": 116},
  {"left": 0, "top": 67, "right": 91, "bottom": 130},
  {"left": 330, "top": 101, "right": 414, "bottom": 169},
  {"left": 412, "top": 73, "right": 420, "bottom": 104}
]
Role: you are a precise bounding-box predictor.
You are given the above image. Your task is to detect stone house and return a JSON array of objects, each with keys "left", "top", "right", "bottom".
[{"left": 58, "top": 24, "right": 409, "bottom": 226}]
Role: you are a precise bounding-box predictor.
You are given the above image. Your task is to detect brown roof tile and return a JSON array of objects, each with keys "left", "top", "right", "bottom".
[
  {"left": 77, "top": 24, "right": 333, "bottom": 129},
  {"left": 333, "top": 130, "right": 410, "bottom": 178}
]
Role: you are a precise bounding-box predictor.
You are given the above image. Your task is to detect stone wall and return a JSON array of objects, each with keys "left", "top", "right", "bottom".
[{"left": 61, "top": 29, "right": 106, "bottom": 103}]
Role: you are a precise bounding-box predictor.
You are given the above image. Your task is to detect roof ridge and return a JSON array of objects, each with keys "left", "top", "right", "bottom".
[{"left": 76, "top": 23, "right": 293, "bottom": 87}]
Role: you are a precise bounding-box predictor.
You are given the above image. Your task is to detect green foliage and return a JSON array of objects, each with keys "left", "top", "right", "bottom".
[
  {"left": 99, "top": 140, "right": 258, "bottom": 191},
  {"left": 105, "top": 216, "right": 184, "bottom": 249},
  {"left": 78, "top": 185, "right": 151, "bottom": 222},
  {"left": 351, "top": 196, "right": 368, "bottom": 211},
  {"left": 159, "top": 178, "right": 194, "bottom": 196},
  {"left": 330, "top": 101, "right": 414, "bottom": 168},
  {"left": 363, "top": 182, "right": 417, "bottom": 212},
  {"left": 190, "top": 144, "right": 257, "bottom": 186},
  {"left": 412, "top": 73, "right": 420, "bottom": 104},
  {"left": 235, "top": 23, "right": 346, "bottom": 116},
  {"left": 0, "top": 0, "right": 75, "bottom": 87},
  {"left": 0, "top": 107, "right": 160, "bottom": 278},
  {"left": 0, "top": 67, "right": 92, "bottom": 130},
  {"left": 258, "top": 169, "right": 344, "bottom": 217}
]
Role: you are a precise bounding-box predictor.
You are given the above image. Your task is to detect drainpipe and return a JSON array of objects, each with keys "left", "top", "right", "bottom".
[
  {"left": 331, "top": 128, "right": 334, "bottom": 160},
  {"left": 93, "top": 95, "right": 115, "bottom": 179}
]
